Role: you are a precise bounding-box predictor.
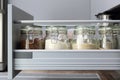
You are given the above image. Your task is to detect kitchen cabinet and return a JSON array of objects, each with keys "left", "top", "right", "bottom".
[{"left": 7, "top": 2, "right": 120, "bottom": 80}]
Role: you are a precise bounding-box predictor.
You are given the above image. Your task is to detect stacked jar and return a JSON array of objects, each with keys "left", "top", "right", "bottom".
[
  {"left": 71, "top": 25, "right": 97, "bottom": 49},
  {"left": 45, "top": 26, "right": 71, "bottom": 50},
  {"left": 20, "top": 25, "right": 45, "bottom": 49}
]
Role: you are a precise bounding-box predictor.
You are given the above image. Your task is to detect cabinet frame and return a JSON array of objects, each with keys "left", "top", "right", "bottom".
[{"left": 8, "top": 4, "right": 120, "bottom": 79}]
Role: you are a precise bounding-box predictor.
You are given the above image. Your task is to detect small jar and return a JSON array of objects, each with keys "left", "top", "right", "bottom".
[
  {"left": 99, "top": 25, "right": 113, "bottom": 49},
  {"left": 45, "top": 26, "right": 70, "bottom": 50},
  {"left": 33, "top": 26, "right": 45, "bottom": 49},
  {"left": 72, "top": 25, "right": 97, "bottom": 49},
  {"left": 20, "top": 25, "right": 34, "bottom": 49}
]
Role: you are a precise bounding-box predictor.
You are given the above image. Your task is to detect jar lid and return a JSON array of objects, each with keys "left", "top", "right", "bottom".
[
  {"left": 99, "top": 27, "right": 112, "bottom": 34},
  {"left": 32, "top": 25, "right": 42, "bottom": 29},
  {"left": 57, "top": 26, "right": 67, "bottom": 34},
  {"left": 20, "top": 25, "right": 33, "bottom": 34},
  {"left": 89, "top": 26, "right": 95, "bottom": 34},
  {"left": 21, "top": 25, "right": 33, "bottom": 31},
  {"left": 33, "top": 25, "right": 42, "bottom": 34},
  {"left": 46, "top": 26, "right": 58, "bottom": 34},
  {"left": 74, "top": 25, "right": 89, "bottom": 34},
  {"left": 46, "top": 26, "right": 58, "bottom": 31}
]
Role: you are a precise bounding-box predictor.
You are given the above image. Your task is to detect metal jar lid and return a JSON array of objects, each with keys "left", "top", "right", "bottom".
[
  {"left": 33, "top": 25, "right": 42, "bottom": 34},
  {"left": 20, "top": 25, "right": 33, "bottom": 34},
  {"left": 57, "top": 26, "right": 67, "bottom": 34},
  {"left": 46, "top": 26, "right": 58, "bottom": 35},
  {"left": 74, "top": 25, "right": 89, "bottom": 35},
  {"left": 99, "top": 27, "right": 112, "bottom": 34}
]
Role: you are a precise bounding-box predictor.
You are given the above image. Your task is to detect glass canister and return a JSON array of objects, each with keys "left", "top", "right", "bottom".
[
  {"left": 112, "top": 24, "right": 119, "bottom": 49},
  {"left": 99, "top": 25, "right": 113, "bottom": 49},
  {"left": 20, "top": 25, "right": 34, "bottom": 49},
  {"left": 45, "top": 26, "right": 70, "bottom": 50},
  {"left": 33, "top": 26, "right": 45, "bottom": 49},
  {"left": 72, "top": 25, "right": 97, "bottom": 49},
  {"left": 116, "top": 24, "right": 120, "bottom": 49}
]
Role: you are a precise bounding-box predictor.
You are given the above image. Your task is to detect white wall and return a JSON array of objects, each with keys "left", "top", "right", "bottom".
[
  {"left": 91, "top": 0, "right": 120, "bottom": 19},
  {"left": 11, "top": 0, "right": 91, "bottom": 20}
]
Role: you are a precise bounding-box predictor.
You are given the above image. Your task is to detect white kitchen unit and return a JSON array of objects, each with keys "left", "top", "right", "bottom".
[
  {"left": 0, "top": 0, "right": 7, "bottom": 71},
  {"left": 7, "top": 4, "right": 120, "bottom": 79}
]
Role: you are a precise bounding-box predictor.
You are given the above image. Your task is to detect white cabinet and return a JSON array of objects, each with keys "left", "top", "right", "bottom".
[{"left": 8, "top": 0, "right": 120, "bottom": 79}]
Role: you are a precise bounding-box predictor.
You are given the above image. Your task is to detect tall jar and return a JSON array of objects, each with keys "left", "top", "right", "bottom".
[
  {"left": 20, "top": 25, "right": 34, "bottom": 49},
  {"left": 99, "top": 25, "right": 113, "bottom": 49},
  {"left": 33, "top": 26, "right": 45, "bottom": 49},
  {"left": 112, "top": 24, "right": 119, "bottom": 49},
  {"left": 72, "top": 25, "right": 97, "bottom": 49},
  {"left": 45, "top": 26, "right": 70, "bottom": 50},
  {"left": 116, "top": 24, "right": 120, "bottom": 49}
]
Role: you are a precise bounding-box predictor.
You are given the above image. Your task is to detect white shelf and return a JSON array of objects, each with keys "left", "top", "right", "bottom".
[
  {"left": 15, "top": 20, "right": 120, "bottom": 23},
  {"left": 14, "top": 20, "right": 120, "bottom": 25},
  {"left": 14, "top": 49, "right": 120, "bottom": 53}
]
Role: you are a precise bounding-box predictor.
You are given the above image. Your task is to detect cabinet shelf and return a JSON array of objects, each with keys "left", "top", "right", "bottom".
[
  {"left": 14, "top": 49, "right": 120, "bottom": 53},
  {"left": 14, "top": 20, "right": 120, "bottom": 26},
  {"left": 8, "top": 4, "right": 120, "bottom": 79}
]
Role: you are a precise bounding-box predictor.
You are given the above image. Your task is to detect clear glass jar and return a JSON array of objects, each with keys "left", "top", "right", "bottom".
[
  {"left": 72, "top": 25, "right": 97, "bottom": 49},
  {"left": 33, "top": 26, "right": 45, "bottom": 49},
  {"left": 115, "top": 24, "right": 120, "bottom": 49},
  {"left": 99, "top": 25, "right": 113, "bottom": 49},
  {"left": 20, "top": 25, "right": 34, "bottom": 49},
  {"left": 112, "top": 24, "right": 119, "bottom": 49},
  {"left": 45, "top": 26, "right": 70, "bottom": 50}
]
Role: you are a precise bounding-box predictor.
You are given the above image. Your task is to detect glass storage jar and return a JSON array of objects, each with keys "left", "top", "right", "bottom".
[
  {"left": 115, "top": 24, "right": 120, "bottom": 49},
  {"left": 72, "top": 25, "right": 97, "bottom": 49},
  {"left": 45, "top": 26, "right": 70, "bottom": 50},
  {"left": 99, "top": 25, "right": 113, "bottom": 49},
  {"left": 33, "top": 26, "right": 45, "bottom": 49},
  {"left": 20, "top": 25, "right": 34, "bottom": 49},
  {"left": 112, "top": 24, "right": 119, "bottom": 49}
]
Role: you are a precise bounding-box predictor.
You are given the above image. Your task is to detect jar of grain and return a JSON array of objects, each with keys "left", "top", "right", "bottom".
[
  {"left": 33, "top": 26, "right": 45, "bottom": 49},
  {"left": 72, "top": 25, "right": 97, "bottom": 49},
  {"left": 45, "top": 26, "right": 70, "bottom": 50},
  {"left": 20, "top": 25, "right": 34, "bottom": 49}
]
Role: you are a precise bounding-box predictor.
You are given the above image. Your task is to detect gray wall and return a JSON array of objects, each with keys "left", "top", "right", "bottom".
[
  {"left": 11, "top": 0, "right": 91, "bottom": 20},
  {"left": 10, "top": 0, "right": 120, "bottom": 20}
]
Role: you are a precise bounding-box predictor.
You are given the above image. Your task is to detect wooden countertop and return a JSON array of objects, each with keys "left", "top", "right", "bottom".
[{"left": 22, "top": 70, "right": 120, "bottom": 80}]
